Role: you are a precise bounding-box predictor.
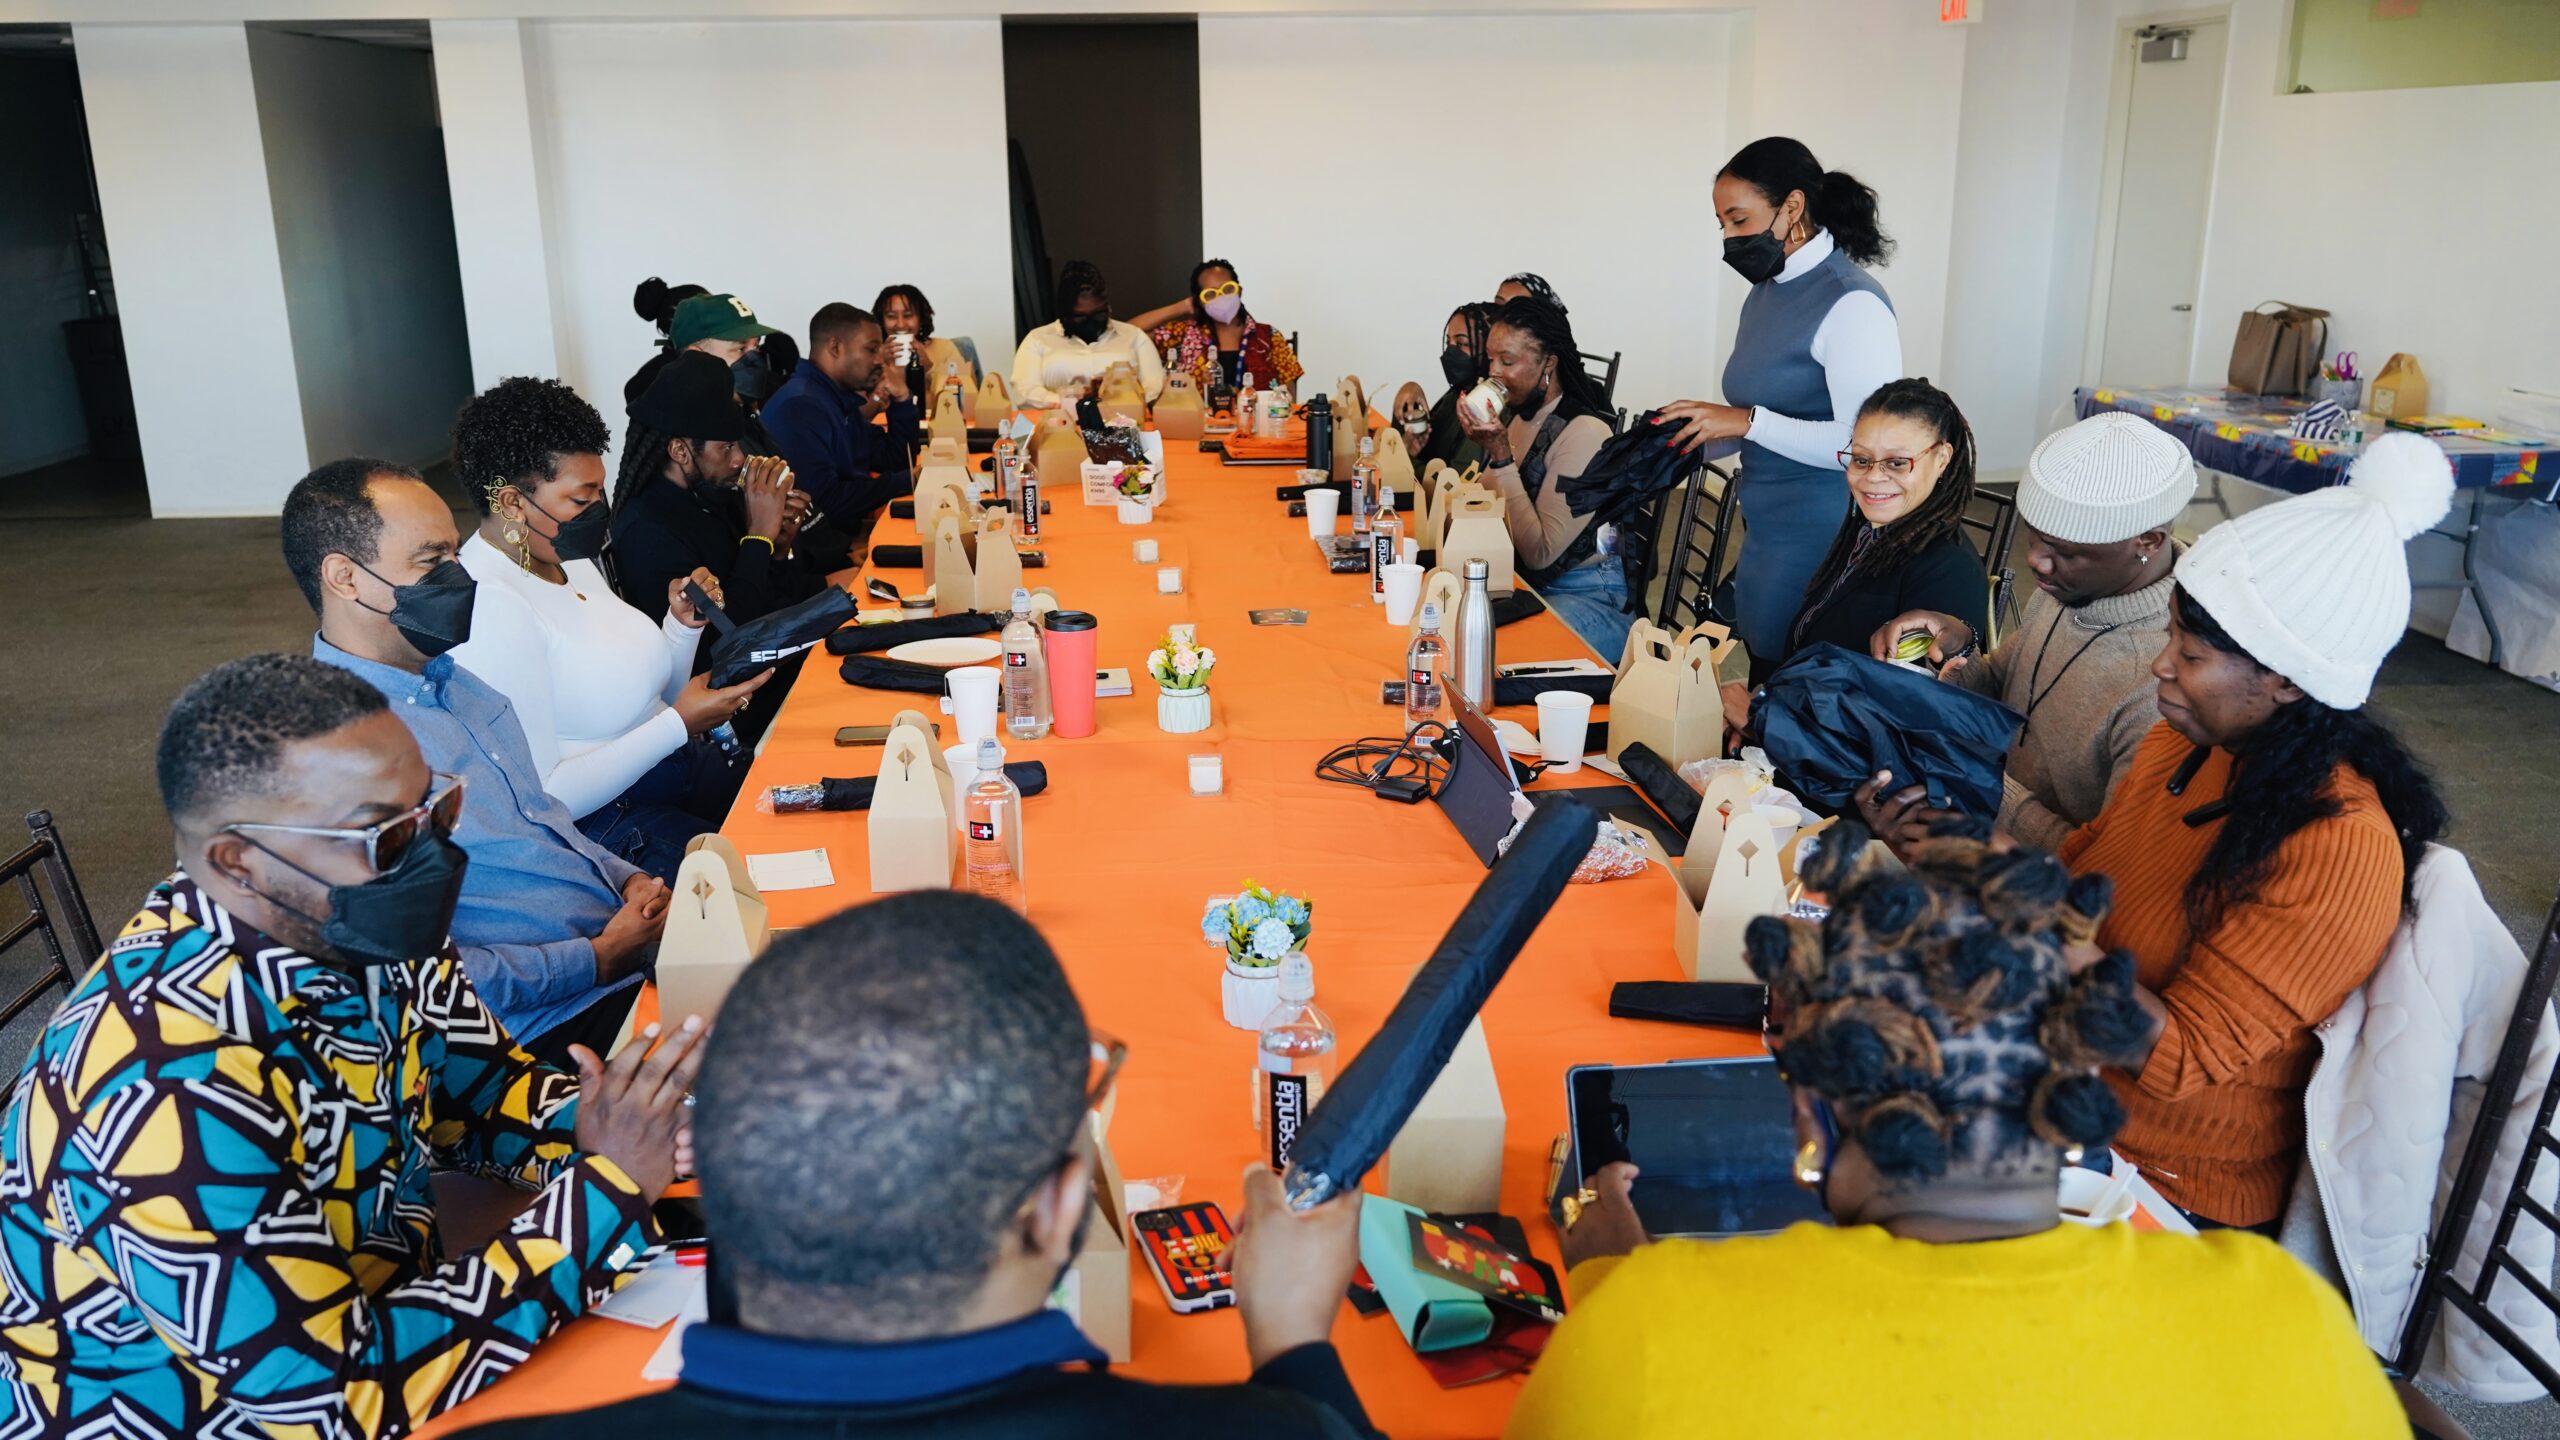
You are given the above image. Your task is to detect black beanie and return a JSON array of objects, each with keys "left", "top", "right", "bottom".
[{"left": 631, "top": 351, "right": 747, "bottom": 442}]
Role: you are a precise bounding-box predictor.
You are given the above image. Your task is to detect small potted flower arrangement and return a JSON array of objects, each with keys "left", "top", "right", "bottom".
[
  {"left": 1113, "top": 465, "right": 1158, "bottom": 525},
  {"left": 1147, "top": 629, "right": 1217, "bottom": 733},
  {"left": 1203, "top": 881, "right": 1315, "bottom": 1028}
]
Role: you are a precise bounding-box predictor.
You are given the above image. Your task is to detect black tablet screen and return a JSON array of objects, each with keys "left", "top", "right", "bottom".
[{"left": 1568, "top": 1058, "right": 1831, "bottom": 1236}]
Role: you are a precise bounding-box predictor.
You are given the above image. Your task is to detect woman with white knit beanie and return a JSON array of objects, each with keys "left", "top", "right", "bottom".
[{"left": 2054, "top": 433, "right": 2455, "bottom": 1235}]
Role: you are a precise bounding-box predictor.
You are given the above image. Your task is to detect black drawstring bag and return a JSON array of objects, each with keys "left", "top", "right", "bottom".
[
  {"left": 698, "top": 584, "right": 859, "bottom": 688},
  {"left": 1742, "top": 643, "right": 2023, "bottom": 819},
  {"left": 825, "top": 611, "right": 1002, "bottom": 657}
]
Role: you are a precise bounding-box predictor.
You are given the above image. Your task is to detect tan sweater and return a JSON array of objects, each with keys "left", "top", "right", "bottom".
[
  {"left": 1483, "top": 397, "right": 1613, "bottom": 572},
  {"left": 1953, "top": 561, "right": 2175, "bottom": 849}
]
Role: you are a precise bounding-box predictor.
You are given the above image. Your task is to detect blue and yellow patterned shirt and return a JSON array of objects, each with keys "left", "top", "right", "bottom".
[{"left": 0, "top": 873, "right": 656, "bottom": 1439}]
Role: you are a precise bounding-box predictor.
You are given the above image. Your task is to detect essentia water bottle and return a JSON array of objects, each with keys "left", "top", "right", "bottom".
[
  {"left": 954, "top": 736, "right": 1025, "bottom": 913},
  {"left": 1251, "top": 954, "right": 1334, "bottom": 1172}
]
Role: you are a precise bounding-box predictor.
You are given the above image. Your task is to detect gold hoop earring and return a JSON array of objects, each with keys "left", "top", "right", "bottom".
[{"left": 1794, "top": 1138, "right": 1826, "bottom": 1190}]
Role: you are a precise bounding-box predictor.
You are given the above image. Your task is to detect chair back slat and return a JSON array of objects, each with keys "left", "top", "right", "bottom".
[{"left": 0, "top": 811, "right": 103, "bottom": 1032}]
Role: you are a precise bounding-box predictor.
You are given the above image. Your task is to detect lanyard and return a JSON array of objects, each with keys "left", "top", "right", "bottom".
[{"left": 2019, "top": 606, "right": 2130, "bottom": 731}]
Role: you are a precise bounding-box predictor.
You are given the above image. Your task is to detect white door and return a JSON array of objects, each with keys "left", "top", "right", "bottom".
[{"left": 2097, "top": 20, "right": 2228, "bottom": 385}]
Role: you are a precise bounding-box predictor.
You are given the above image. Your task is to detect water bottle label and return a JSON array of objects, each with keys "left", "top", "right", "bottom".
[
  {"left": 1006, "top": 649, "right": 1029, "bottom": 667},
  {"left": 1409, "top": 669, "right": 1434, "bottom": 687},
  {"left": 967, "top": 818, "right": 999, "bottom": 842},
  {"left": 1372, "top": 535, "right": 1395, "bottom": 590},
  {"left": 1265, "top": 1071, "right": 1310, "bottom": 1172}
]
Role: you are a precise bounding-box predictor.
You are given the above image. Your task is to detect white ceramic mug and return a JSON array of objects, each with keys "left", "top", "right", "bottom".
[
  {"left": 1303, "top": 487, "right": 1340, "bottom": 537},
  {"left": 1535, "top": 691, "right": 1595, "bottom": 772},
  {"left": 941, "top": 665, "right": 1001, "bottom": 746}
]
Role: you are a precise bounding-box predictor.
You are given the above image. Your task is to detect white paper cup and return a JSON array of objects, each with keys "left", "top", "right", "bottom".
[
  {"left": 1753, "top": 802, "right": 1802, "bottom": 852},
  {"left": 944, "top": 742, "right": 980, "bottom": 817},
  {"left": 1381, "top": 563, "right": 1425, "bottom": 625},
  {"left": 1400, "top": 537, "right": 1420, "bottom": 566},
  {"left": 2057, "top": 1165, "right": 2138, "bottom": 1228},
  {"left": 941, "top": 666, "right": 1001, "bottom": 746},
  {"left": 1303, "top": 487, "right": 1340, "bottom": 536},
  {"left": 891, "top": 332, "right": 915, "bottom": 366},
  {"left": 1535, "top": 691, "right": 1595, "bottom": 772}
]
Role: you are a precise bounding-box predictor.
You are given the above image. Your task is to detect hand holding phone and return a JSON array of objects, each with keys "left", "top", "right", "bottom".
[{"left": 1135, "top": 1202, "right": 1235, "bottom": 1314}]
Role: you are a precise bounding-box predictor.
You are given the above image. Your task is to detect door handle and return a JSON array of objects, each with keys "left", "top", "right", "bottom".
[{"left": 2170, "top": 304, "right": 2194, "bottom": 312}]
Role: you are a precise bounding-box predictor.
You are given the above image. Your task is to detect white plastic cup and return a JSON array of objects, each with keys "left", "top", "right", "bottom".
[
  {"left": 944, "top": 742, "right": 980, "bottom": 819},
  {"left": 1753, "top": 802, "right": 1802, "bottom": 852},
  {"left": 1381, "top": 563, "right": 1425, "bottom": 625},
  {"left": 1303, "top": 487, "right": 1340, "bottom": 537},
  {"left": 1400, "top": 537, "right": 1420, "bottom": 566},
  {"left": 1535, "top": 691, "right": 1595, "bottom": 772},
  {"left": 941, "top": 666, "right": 1001, "bottom": 746}
]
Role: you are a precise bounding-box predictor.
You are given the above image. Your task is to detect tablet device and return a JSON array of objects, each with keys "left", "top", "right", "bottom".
[
  {"left": 1433, "top": 690, "right": 1682, "bottom": 866},
  {"left": 1560, "top": 1057, "right": 1830, "bottom": 1237}
]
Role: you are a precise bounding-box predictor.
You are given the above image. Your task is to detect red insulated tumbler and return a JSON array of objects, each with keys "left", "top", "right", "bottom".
[{"left": 1043, "top": 610, "right": 1100, "bottom": 738}]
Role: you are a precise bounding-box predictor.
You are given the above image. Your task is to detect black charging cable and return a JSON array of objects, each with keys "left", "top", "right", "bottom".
[{"left": 1316, "top": 723, "right": 1450, "bottom": 801}]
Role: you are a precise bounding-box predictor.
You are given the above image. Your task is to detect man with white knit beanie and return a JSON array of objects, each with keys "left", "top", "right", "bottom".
[{"left": 1868, "top": 411, "right": 2197, "bottom": 848}]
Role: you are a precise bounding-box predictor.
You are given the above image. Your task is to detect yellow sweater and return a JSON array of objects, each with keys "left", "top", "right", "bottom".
[{"left": 1506, "top": 1222, "right": 2402, "bottom": 1439}]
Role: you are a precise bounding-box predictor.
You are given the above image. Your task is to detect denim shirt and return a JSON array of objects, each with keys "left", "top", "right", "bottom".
[{"left": 313, "top": 635, "right": 642, "bottom": 1042}]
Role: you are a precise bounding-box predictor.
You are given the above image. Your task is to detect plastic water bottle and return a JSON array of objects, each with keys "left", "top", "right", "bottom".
[
  {"left": 955, "top": 737, "right": 1025, "bottom": 913},
  {"left": 1001, "top": 587, "right": 1052, "bottom": 740},
  {"left": 1350, "top": 435, "right": 1375, "bottom": 536},
  {"left": 1252, "top": 954, "right": 1334, "bottom": 1172},
  {"left": 1236, "top": 370, "right": 1256, "bottom": 429},
  {"left": 1406, "top": 602, "right": 1447, "bottom": 730},
  {"left": 1371, "top": 488, "right": 1403, "bottom": 607}
]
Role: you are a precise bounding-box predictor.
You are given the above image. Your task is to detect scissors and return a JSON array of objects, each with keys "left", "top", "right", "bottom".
[{"left": 2332, "top": 350, "right": 2358, "bottom": 382}]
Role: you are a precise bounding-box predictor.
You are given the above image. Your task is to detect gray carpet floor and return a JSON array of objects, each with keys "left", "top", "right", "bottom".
[{"left": 1, "top": 490, "right": 2554, "bottom": 1434}]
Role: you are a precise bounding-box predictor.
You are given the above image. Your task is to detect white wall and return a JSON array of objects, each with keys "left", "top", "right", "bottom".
[
  {"left": 248, "top": 27, "right": 475, "bottom": 470},
  {"left": 523, "top": 18, "right": 1014, "bottom": 425},
  {"left": 432, "top": 18, "right": 566, "bottom": 391},
  {"left": 72, "top": 22, "right": 307, "bottom": 516},
  {"left": 1199, "top": 12, "right": 1732, "bottom": 415}
]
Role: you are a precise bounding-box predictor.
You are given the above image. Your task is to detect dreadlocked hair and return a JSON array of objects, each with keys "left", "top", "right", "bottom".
[
  {"left": 1487, "top": 295, "right": 1610, "bottom": 427},
  {"left": 1743, "top": 819, "right": 2150, "bottom": 1186},
  {"left": 612, "top": 418, "right": 677, "bottom": 512},
  {"left": 1794, "top": 377, "right": 1977, "bottom": 643},
  {"left": 2170, "top": 586, "right": 2447, "bottom": 940}
]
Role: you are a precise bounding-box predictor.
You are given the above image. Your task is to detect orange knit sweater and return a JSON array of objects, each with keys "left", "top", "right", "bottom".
[{"left": 2061, "top": 723, "right": 2403, "bottom": 1226}]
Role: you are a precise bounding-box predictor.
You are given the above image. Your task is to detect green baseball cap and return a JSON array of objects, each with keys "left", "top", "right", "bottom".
[{"left": 671, "top": 293, "right": 779, "bottom": 349}]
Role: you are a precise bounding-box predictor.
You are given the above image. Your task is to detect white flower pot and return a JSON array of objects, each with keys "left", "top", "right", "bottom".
[
  {"left": 1116, "top": 498, "right": 1154, "bottom": 525},
  {"left": 1157, "top": 685, "right": 1210, "bottom": 734},
  {"left": 1223, "top": 956, "right": 1281, "bottom": 1030}
]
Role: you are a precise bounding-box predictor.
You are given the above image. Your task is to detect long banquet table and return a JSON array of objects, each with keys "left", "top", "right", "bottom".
[{"left": 421, "top": 424, "right": 1760, "bottom": 1439}]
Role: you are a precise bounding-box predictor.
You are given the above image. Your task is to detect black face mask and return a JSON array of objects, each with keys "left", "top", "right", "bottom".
[
  {"left": 1723, "top": 207, "right": 1793, "bottom": 285},
  {"left": 730, "top": 350, "right": 782, "bottom": 405},
  {"left": 354, "top": 557, "right": 476, "bottom": 658},
  {"left": 527, "top": 496, "right": 611, "bottom": 563},
  {"left": 1439, "top": 344, "right": 1480, "bottom": 390},
  {"left": 1502, "top": 374, "right": 1551, "bottom": 424},
  {"left": 1063, "top": 311, "right": 1111, "bottom": 344},
  {"left": 244, "top": 833, "right": 469, "bottom": 969}
]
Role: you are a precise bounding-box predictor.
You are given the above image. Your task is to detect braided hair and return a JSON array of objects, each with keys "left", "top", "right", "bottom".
[
  {"left": 2170, "top": 586, "right": 2447, "bottom": 939},
  {"left": 1487, "top": 295, "right": 1610, "bottom": 426},
  {"left": 612, "top": 418, "right": 676, "bottom": 512},
  {"left": 1746, "top": 819, "right": 2151, "bottom": 1186},
  {"left": 1793, "top": 378, "right": 1976, "bottom": 644}
]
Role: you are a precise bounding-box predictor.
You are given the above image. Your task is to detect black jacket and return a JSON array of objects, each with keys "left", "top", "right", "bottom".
[
  {"left": 1771, "top": 530, "right": 1987, "bottom": 680},
  {"left": 458, "top": 1340, "right": 1381, "bottom": 1440},
  {"left": 609, "top": 476, "right": 827, "bottom": 629}
]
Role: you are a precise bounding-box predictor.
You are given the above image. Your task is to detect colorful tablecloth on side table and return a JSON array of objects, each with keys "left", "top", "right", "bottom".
[{"left": 2074, "top": 385, "right": 2556, "bottom": 502}]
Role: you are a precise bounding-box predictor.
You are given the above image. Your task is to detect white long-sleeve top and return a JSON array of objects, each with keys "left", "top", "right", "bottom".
[
  {"left": 1010, "top": 319, "right": 1168, "bottom": 409},
  {"left": 1741, "top": 228, "right": 1903, "bottom": 470},
  {"left": 451, "top": 533, "right": 702, "bottom": 819}
]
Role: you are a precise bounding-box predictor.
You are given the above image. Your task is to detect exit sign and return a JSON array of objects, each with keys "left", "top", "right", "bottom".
[{"left": 1942, "top": 0, "right": 1983, "bottom": 22}]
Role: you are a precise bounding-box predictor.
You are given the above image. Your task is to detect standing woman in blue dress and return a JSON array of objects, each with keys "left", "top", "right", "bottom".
[{"left": 1656, "top": 137, "right": 1902, "bottom": 665}]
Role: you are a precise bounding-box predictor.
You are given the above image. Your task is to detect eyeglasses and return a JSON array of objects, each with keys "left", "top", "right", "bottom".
[
  {"left": 225, "top": 773, "right": 465, "bottom": 872},
  {"left": 1835, "top": 449, "right": 1937, "bottom": 477},
  {"left": 1196, "top": 280, "right": 1242, "bottom": 304},
  {"left": 1085, "top": 1028, "right": 1128, "bottom": 1116}
]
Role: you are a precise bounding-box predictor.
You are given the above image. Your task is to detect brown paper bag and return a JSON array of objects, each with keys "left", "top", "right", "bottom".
[
  {"left": 973, "top": 509, "right": 1024, "bottom": 611},
  {"left": 1384, "top": 1017, "right": 1504, "bottom": 1216},
  {"left": 2368, "top": 353, "right": 2429, "bottom": 419},
  {"left": 1409, "top": 567, "right": 1466, "bottom": 648},
  {"left": 1155, "top": 372, "right": 1205, "bottom": 440},
  {"left": 645, "top": 835, "right": 770, "bottom": 1039},
  {"left": 2226, "top": 302, "right": 2330, "bottom": 397},
  {"left": 1374, "top": 420, "right": 1418, "bottom": 498},
  {"left": 929, "top": 386, "right": 967, "bottom": 445},
  {"left": 1671, "top": 770, "right": 1784, "bottom": 982},
  {"left": 977, "top": 371, "right": 1011, "bottom": 418},
  {"left": 1332, "top": 376, "right": 1368, "bottom": 479},
  {"left": 868, "top": 721, "right": 951, "bottom": 893},
  {"left": 930, "top": 513, "right": 974, "bottom": 617}
]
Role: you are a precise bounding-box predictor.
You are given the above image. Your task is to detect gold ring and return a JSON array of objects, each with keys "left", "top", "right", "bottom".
[{"left": 1559, "top": 1187, "right": 1600, "bottom": 1229}]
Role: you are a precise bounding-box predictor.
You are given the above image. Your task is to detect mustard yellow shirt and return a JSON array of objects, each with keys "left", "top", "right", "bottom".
[{"left": 1507, "top": 1221, "right": 2402, "bottom": 1439}]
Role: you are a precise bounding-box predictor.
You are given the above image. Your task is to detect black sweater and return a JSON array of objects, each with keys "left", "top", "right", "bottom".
[
  {"left": 1768, "top": 529, "right": 1987, "bottom": 679},
  {"left": 458, "top": 1341, "right": 1381, "bottom": 1440},
  {"left": 609, "top": 476, "right": 827, "bottom": 629}
]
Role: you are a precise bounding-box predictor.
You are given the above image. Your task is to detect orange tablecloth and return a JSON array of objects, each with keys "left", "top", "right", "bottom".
[{"left": 422, "top": 432, "right": 1759, "bottom": 1439}]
